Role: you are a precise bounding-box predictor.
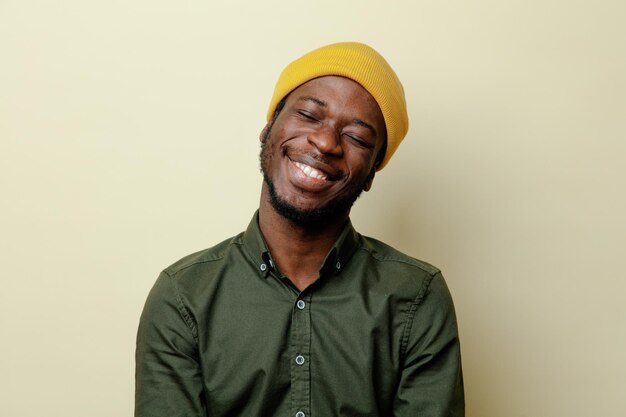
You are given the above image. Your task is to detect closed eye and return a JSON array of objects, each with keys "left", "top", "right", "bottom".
[
  {"left": 297, "top": 110, "right": 319, "bottom": 122},
  {"left": 344, "top": 134, "right": 374, "bottom": 149}
]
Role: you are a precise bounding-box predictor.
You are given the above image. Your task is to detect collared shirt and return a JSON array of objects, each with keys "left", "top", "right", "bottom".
[{"left": 135, "top": 213, "right": 464, "bottom": 417}]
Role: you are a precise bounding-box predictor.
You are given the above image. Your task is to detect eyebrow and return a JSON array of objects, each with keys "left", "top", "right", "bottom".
[
  {"left": 297, "top": 96, "right": 327, "bottom": 107},
  {"left": 352, "top": 118, "right": 377, "bottom": 137}
]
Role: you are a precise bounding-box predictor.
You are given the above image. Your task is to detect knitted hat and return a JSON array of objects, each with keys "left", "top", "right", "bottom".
[{"left": 266, "top": 42, "right": 409, "bottom": 171}]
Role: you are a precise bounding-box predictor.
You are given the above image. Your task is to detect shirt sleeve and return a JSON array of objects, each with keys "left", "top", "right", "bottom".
[
  {"left": 392, "top": 272, "right": 465, "bottom": 417},
  {"left": 135, "top": 271, "right": 207, "bottom": 417}
]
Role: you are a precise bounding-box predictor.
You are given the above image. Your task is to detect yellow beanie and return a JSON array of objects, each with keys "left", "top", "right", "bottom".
[{"left": 266, "top": 42, "right": 408, "bottom": 171}]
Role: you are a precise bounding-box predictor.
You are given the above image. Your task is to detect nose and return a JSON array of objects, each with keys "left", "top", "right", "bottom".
[{"left": 307, "top": 126, "right": 343, "bottom": 157}]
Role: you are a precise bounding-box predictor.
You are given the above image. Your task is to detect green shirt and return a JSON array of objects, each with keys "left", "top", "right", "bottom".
[{"left": 135, "top": 213, "right": 464, "bottom": 417}]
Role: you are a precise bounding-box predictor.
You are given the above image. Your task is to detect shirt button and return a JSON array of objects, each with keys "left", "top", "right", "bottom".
[
  {"left": 295, "top": 355, "right": 305, "bottom": 365},
  {"left": 336, "top": 261, "right": 341, "bottom": 269},
  {"left": 260, "top": 263, "right": 267, "bottom": 272},
  {"left": 296, "top": 300, "right": 306, "bottom": 310},
  {"left": 295, "top": 412, "right": 305, "bottom": 417}
]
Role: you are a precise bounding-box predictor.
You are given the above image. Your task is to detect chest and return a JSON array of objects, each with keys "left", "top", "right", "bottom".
[{"left": 193, "top": 275, "right": 411, "bottom": 416}]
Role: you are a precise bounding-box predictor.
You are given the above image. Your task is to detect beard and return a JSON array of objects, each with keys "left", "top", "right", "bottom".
[{"left": 259, "top": 130, "right": 367, "bottom": 225}]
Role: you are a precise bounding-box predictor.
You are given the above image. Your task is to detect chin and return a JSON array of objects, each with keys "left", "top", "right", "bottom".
[{"left": 265, "top": 177, "right": 363, "bottom": 225}]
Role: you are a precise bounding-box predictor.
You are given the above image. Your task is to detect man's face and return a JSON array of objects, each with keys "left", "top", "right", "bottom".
[{"left": 260, "top": 76, "right": 386, "bottom": 224}]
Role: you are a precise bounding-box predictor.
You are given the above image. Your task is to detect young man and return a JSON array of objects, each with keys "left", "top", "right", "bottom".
[{"left": 136, "top": 42, "right": 464, "bottom": 417}]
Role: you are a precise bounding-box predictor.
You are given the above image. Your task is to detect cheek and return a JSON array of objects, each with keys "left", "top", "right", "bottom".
[
  {"left": 278, "top": 125, "right": 304, "bottom": 144},
  {"left": 345, "top": 148, "right": 377, "bottom": 174},
  {"left": 262, "top": 131, "right": 288, "bottom": 169}
]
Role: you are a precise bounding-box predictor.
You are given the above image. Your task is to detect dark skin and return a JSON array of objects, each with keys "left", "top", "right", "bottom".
[{"left": 258, "top": 76, "right": 386, "bottom": 290}]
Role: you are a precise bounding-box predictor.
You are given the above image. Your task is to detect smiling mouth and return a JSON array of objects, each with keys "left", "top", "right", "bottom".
[{"left": 293, "top": 161, "right": 328, "bottom": 181}]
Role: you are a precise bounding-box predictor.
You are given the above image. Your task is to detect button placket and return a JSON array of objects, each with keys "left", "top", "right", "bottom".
[{"left": 290, "top": 293, "right": 311, "bottom": 417}]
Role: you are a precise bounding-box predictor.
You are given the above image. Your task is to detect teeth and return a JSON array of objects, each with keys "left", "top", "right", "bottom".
[{"left": 294, "top": 161, "right": 327, "bottom": 180}]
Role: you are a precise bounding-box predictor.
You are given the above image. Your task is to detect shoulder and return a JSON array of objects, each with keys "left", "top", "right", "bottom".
[
  {"left": 353, "top": 234, "right": 447, "bottom": 304},
  {"left": 357, "top": 234, "right": 441, "bottom": 277},
  {"left": 162, "top": 232, "right": 244, "bottom": 278},
  {"left": 355, "top": 235, "right": 459, "bottom": 324}
]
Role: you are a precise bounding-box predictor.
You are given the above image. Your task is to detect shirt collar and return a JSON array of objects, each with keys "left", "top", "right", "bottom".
[
  {"left": 319, "top": 217, "right": 359, "bottom": 277},
  {"left": 241, "top": 211, "right": 360, "bottom": 279},
  {"left": 241, "top": 211, "right": 273, "bottom": 278}
]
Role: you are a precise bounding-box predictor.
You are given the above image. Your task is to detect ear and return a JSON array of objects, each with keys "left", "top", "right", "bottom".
[
  {"left": 363, "top": 168, "right": 376, "bottom": 192},
  {"left": 260, "top": 121, "right": 272, "bottom": 143},
  {"left": 364, "top": 143, "right": 384, "bottom": 191}
]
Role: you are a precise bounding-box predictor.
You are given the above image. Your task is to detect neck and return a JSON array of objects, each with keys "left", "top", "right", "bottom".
[{"left": 258, "top": 183, "right": 349, "bottom": 291}]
